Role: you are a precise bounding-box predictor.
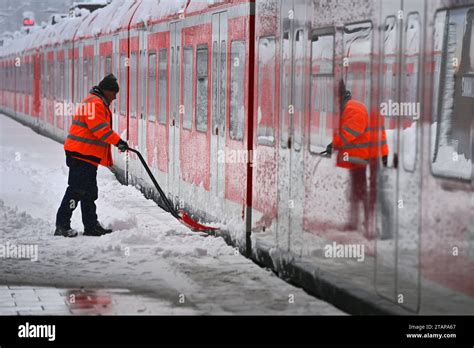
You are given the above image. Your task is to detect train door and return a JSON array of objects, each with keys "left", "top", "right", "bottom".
[
  {"left": 168, "top": 21, "right": 182, "bottom": 203},
  {"left": 375, "top": 0, "right": 422, "bottom": 312},
  {"left": 210, "top": 12, "right": 228, "bottom": 206},
  {"left": 138, "top": 29, "right": 148, "bottom": 179},
  {"left": 277, "top": 0, "right": 308, "bottom": 253}
]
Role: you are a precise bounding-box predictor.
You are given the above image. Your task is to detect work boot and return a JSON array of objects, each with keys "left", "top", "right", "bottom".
[
  {"left": 83, "top": 222, "right": 113, "bottom": 237},
  {"left": 54, "top": 226, "right": 79, "bottom": 238}
]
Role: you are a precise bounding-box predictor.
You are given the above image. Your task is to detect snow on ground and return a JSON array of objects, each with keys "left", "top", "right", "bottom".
[{"left": 0, "top": 114, "right": 345, "bottom": 315}]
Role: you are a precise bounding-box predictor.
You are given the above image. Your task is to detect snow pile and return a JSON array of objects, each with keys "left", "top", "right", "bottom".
[{"left": 0, "top": 114, "right": 344, "bottom": 315}]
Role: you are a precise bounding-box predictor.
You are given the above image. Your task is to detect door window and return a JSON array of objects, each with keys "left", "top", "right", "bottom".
[
  {"left": 310, "top": 30, "right": 334, "bottom": 154},
  {"left": 158, "top": 48, "right": 168, "bottom": 125},
  {"left": 183, "top": 46, "right": 193, "bottom": 129},
  {"left": 257, "top": 36, "right": 276, "bottom": 146},
  {"left": 148, "top": 52, "right": 157, "bottom": 122},
  {"left": 196, "top": 44, "right": 209, "bottom": 132},
  {"left": 343, "top": 22, "right": 372, "bottom": 107},
  {"left": 230, "top": 41, "right": 246, "bottom": 141},
  {"left": 120, "top": 54, "right": 127, "bottom": 115},
  {"left": 401, "top": 13, "right": 421, "bottom": 172},
  {"left": 281, "top": 31, "right": 291, "bottom": 148},
  {"left": 293, "top": 30, "right": 305, "bottom": 150},
  {"left": 130, "top": 52, "right": 137, "bottom": 118}
]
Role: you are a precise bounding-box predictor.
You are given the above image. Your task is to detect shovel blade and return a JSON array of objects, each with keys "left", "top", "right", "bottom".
[{"left": 178, "top": 210, "right": 218, "bottom": 232}]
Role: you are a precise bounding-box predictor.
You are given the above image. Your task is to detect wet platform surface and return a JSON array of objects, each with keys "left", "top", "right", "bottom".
[{"left": 0, "top": 285, "right": 196, "bottom": 315}]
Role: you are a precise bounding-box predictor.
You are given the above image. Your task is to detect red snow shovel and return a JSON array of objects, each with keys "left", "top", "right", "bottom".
[{"left": 126, "top": 147, "right": 218, "bottom": 233}]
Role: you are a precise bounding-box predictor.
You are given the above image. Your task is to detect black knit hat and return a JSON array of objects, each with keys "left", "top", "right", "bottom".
[{"left": 98, "top": 73, "right": 120, "bottom": 93}]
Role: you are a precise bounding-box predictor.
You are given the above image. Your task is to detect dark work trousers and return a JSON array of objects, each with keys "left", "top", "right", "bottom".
[
  {"left": 348, "top": 167, "right": 368, "bottom": 229},
  {"left": 56, "top": 156, "right": 98, "bottom": 230}
]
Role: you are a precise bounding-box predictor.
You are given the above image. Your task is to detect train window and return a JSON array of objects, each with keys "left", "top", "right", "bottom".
[
  {"left": 23, "top": 62, "right": 26, "bottom": 94},
  {"left": 257, "top": 36, "right": 276, "bottom": 146},
  {"left": 311, "top": 31, "right": 334, "bottom": 76},
  {"left": 114, "top": 51, "right": 118, "bottom": 78},
  {"left": 309, "top": 30, "right": 335, "bottom": 154},
  {"left": 74, "top": 57, "right": 79, "bottom": 102},
  {"left": 470, "top": 14, "right": 474, "bottom": 71},
  {"left": 88, "top": 60, "right": 93, "bottom": 95},
  {"left": 22, "top": 60, "right": 24, "bottom": 94},
  {"left": 219, "top": 40, "right": 227, "bottom": 137},
  {"left": 183, "top": 46, "right": 193, "bottom": 130},
  {"left": 60, "top": 60, "right": 65, "bottom": 101},
  {"left": 66, "top": 58, "right": 70, "bottom": 102},
  {"left": 100, "top": 56, "right": 105, "bottom": 78},
  {"left": 140, "top": 50, "right": 146, "bottom": 121},
  {"left": 19, "top": 61, "right": 23, "bottom": 94},
  {"left": 401, "top": 13, "right": 421, "bottom": 172},
  {"left": 120, "top": 54, "right": 127, "bottom": 115},
  {"left": 196, "top": 44, "right": 209, "bottom": 132},
  {"left": 343, "top": 22, "right": 372, "bottom": 107},
  {"left": 130, "top": 52, "right": 137, "bottom": 118},
  {"left": 293, "top": 30, "right": 304, "bottom": 150},
  {"left": 45, "top": 54, "right": 53, "bottom": 98},
  {"left": 380, "top": 16, "right": 399, "bottom": 168},
  {"left": 30, "top": 62, "right": 33, "bottom": 94},
  {"left": 212, "top": 41, "right": 218, "bottom": 134},
  {"left": 89, "top": 56, "right": 93, "bottom": 88},
  {"left": 431, "top": 8, "right": 474, "bottom": 181},
  {"left": 45, "top": 57, "right": 49, "bottom": 98},
  {"left": 50, "top": 57, "right": 55, "bottom": 99},
  {"left": 158, "top": 48, "right": 168, "bottom": 125},
  {"left": 280, "top": 31, "right": 291, "bottom": 148},
  {"left": 105, "top": 56, "right": 112, "bottom": 76},
  {"left": 148, "top": 52, "right": 157, "bottom": 122},
  {"left": 230, "top": 40, "right": 246, "bottom": 141},
  {"left": 83, "top": 58, "right": 88, "bottom": 100},
  {"left": 94, "top": 55, "right": 98, "bottom": 85}
]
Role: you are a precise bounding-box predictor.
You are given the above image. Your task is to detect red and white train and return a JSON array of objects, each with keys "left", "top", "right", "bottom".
[{"left": 0, "top": 0, "right": 473, "bottom": 314}]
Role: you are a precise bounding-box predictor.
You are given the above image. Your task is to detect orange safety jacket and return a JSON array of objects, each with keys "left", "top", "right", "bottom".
[
  {"left": 367, "top": 114, "right": 389, "bottom": 159},
  {"left": 333, "top": 99, "right": 370, "bottom": 169},
  {"left": 64, "top": 93, "right": 120, "bottom": 167}
]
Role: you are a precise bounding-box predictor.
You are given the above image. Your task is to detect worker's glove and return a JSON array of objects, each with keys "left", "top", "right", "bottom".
[
  {"left": 116, "top": 139, "right": 129, "bottom": 153},
  {"left": 325, "top": 143, "right": 333, "bottom": 156}
]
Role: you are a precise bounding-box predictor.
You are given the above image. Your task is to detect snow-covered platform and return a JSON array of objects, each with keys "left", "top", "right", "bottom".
[{"left": 0, "top": 114, "right": 345, "bottom": 315}]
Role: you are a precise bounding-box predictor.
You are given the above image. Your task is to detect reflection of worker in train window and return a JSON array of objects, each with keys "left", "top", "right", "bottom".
[{"left": 326, "top": 80, "right": 370, "bottom": 231}]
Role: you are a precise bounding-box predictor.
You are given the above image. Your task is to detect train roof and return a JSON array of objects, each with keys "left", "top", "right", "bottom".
[
  {"left": 0, "top": 0, "right": 241, "bottom": 58},
  {"left": 130, "top": 0, "right": 187, "bottom": 28}
]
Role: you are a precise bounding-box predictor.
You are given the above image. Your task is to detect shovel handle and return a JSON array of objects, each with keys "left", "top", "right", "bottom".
[{"left": 126, "top": 147, "right": 180, "bottom": 220}]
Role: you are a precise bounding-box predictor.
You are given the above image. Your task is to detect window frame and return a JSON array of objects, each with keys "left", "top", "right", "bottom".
[{"left": 309, "top": 27, "right": 335, "bottom": 155}]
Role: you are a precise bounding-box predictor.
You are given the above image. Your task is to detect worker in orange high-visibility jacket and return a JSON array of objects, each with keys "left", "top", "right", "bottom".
[
  {"left": 55, "top": 74, "right": 129, "bottom": 238},
  {"left": 325, "top": 80, "right": 370, "bottom": 232}
]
